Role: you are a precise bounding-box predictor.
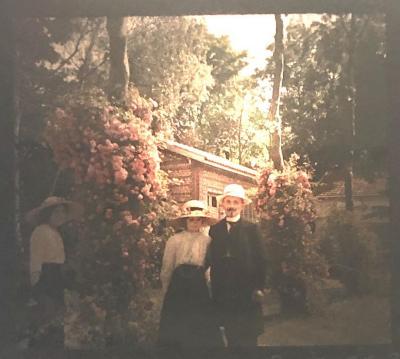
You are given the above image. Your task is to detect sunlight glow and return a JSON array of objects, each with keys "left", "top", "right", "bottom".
[{"left": 204, "top": 15, "right": 276, "bottom": 75}]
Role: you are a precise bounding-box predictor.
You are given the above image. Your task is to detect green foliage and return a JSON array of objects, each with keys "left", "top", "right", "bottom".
[
  {"left": 257, "top": 14, "right": 388, "bottom": 179},
  {"left": 197, "top": 35, "right": 268, "bottom": 165},
  {"left": 126, "top": 17, "right": 269, "bottom": 165},
  {"left": 320, "top": 210, "right": 381, "bottom": 296},
  {"left": 127, "top": 17, "right": 214, "bottom": 143},
  {"left": 19, "top": 16, "right": 271, "bottom": 169},
  {"left": 45, "top": 87, "right": 174, "bottom": 346},
  {"left": 256, "top": 155, "right": 329, "bottom": 315},
  {"left": 18, "top": 18, "right": 112, "bottom": 216}
]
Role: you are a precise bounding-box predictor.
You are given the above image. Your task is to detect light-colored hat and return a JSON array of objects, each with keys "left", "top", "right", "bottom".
[
  {"left": 173, "top": 200, "right": 217, "bottom": 226},
  {"left": 182, "top": 199, "right": 207, "bottom": 211},
  {"left": 218, "top": 184, "right": 252, "bottom": 205},
  {"left": 26, "top": 196, "right": 84, "bottom": 225}
]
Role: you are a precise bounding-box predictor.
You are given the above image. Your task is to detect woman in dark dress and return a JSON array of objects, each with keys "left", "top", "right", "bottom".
[
  {"left": 158, "top": 200, "right": 222, "bottom": 352},
  {"left": 26, "top": 196, "right": 83, "bottom": 348}
]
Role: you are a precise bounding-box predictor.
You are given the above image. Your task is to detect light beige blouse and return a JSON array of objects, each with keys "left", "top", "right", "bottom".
[
  {"left": 160, "top": 230, "right": 211, "bottom": 291},
  {"left": 30, "top": 224, "right": 65, "bottom": 286}
]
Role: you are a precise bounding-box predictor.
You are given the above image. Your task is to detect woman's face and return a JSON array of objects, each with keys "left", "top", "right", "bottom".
[
  {"left": 49, "top": 205, "right": 68, "bottom": 227},
  {"left": 186, "top": 217, "right": 203, "bottom": 232}
]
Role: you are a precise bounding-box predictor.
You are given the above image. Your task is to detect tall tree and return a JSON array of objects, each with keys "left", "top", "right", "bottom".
[
  {"left": 127, "top": 17, "right": 214, "bottom": 143},
  {"left": 342, "top": 14, "right": 357, "bottom": 211},
  {"left": 258, "top": 15, "right": 388, "bottom": 182},
  {"left": 266, "top": 14, "right": 285, "bottom": 170},
  {"left": 107, "top": 17, "right": 130, "bottom": 102},
  {"left": 339, "top": 14, "right": 371, "bottom": 210},
  {"left": 197, "top": 34, "right": 268, "bottom": 165}
]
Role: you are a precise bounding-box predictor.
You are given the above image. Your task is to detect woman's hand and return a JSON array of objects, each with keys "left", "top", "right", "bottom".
[
  {"left": 205, "top": 267, "right": 212, "bottom": 298},
  {"left": 252, "top": 289, "right": 265, "bottom": 303},
  {"left": 205, "top": 267, "right": 211, "bottom": 284}
]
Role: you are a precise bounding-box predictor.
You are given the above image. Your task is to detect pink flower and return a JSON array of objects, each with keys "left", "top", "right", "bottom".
[
  {"left": 141, "top": 184, "right": 152, "bottom": 197},
  {"left": 127, "top": 123, "right": 139, "bottom": 141},
  {"left": 114, "top": 168, "right": 128, "bottom": 184},
  {"left": 297, "top": 171, "right": 311, "bottom": 189},
  {"left": 112, "top": 155, "right": 124, "bottom": 171},
  {"left": 269, "top": 187, "right": 277, "bottom": 197},
  {"left": 147, "top": 212, "right": 157, "bottom": 221}
]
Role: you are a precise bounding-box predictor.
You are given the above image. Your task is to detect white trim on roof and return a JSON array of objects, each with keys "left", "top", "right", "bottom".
[{"left": 165, "top": 140, "right": 257, "bottom": 181}]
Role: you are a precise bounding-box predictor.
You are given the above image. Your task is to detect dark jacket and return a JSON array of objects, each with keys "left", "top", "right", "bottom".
[{"left": 207, "top": 218, "right": 266, "bottom": 335}]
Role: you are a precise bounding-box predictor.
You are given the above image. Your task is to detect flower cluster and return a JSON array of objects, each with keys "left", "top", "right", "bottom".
[
  {"left": 256, "top": 155, "right": 328, "bottom": 314},
  {"left": 45, "top": 88, "right": 173, "bottom": 345},
  {"left": 257, "top": 165, "right": 314, "bottom": 228}
]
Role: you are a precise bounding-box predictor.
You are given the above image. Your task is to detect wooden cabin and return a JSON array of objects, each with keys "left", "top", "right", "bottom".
[{"left": 160, "top": 141, "right": 258, "bottom": 221}]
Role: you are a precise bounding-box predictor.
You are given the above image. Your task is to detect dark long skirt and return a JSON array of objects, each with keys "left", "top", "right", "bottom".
[
  {"left": 158, "top": 264, "right": 222, "bottom": 350},
  {"left": 29, "top": 263, "right": 65, "bottom": 348}
]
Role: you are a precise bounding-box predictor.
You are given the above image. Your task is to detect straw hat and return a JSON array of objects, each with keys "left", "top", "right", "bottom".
[
  {"left": 26, "top": 196, "right": 84, "bottom": 225},
  {"left": 173, "top": 200, "right": 217, "bottom": 226},
  {"left": 182, "top": 199, "right": 207, "bottom": 211},
  {"left": 218, "top": 184, "right": 252, "bottom": 205}
]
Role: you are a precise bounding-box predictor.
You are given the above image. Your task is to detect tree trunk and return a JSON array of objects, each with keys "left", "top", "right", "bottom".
[
  {"left": 238, "top": 99, "right": 245, "bottom": 165},
  {"left": 106, "top": 17, "right": 130, "bottom": 102},
  {"left": 344, "top": 14, "right": 356, "bottom": 211},
  {"left": 267, "top": 14, "right": 285, "bottom": 171}
]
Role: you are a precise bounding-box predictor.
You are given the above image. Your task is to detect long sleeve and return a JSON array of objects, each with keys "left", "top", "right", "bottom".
[
  {"left": 160, "top": 236, "right": 177, "bottom": 293},
  {"left": 251, "top": 224, "right": 267, "bottom": 290}
]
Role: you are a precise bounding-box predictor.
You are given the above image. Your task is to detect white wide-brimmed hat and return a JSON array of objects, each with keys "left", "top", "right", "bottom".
[
  {"left": 217, "top": 184, "right": 252, "bottom": 205},
  {"left": 182, "top": 199, "right": 207, "bottom": 211},
  {"left": 173, "top": 200, "right": 217, "bottom": 226},
  {"left": 26, "top": 196, "right": 84, "bottom": 225}
]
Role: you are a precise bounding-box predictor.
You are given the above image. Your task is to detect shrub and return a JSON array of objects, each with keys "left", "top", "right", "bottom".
[
  {"left": 45, "top": 87, "right": 174, "bottom": 347},
  {"left": 319, "top": 210, "right": 380, "bottom": 296},
  {"left": 256, "top": 155, "right": 329, "bottom": 316}
]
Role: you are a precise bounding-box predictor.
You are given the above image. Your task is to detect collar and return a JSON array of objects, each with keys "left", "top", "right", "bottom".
[{"left": 225, "top": 214, "right": 241, "bottom": 223}]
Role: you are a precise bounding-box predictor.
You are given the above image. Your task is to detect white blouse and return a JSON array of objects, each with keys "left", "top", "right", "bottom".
[
  {"left": 30, "top": 224, "right": 65, "bottom": 286},
  {"left": 160, "top": 230, "right": 211, "bottom": 291}
]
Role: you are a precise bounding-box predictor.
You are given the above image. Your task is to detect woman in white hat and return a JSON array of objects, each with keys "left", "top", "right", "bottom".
[
  {"left": 158, "top": 200, "right": 222, "bottom": 352},
  {"left": 26, "top": 196, "right": 83, "bottom": 347}
]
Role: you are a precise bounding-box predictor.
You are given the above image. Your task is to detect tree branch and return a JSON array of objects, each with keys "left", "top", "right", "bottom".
[{"left": 54, "top": 19, "right": 89, "bottom": 73}]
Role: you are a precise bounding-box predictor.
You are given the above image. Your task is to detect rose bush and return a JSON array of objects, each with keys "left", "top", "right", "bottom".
[
  {"left": 45, "top": 88, "right": 174, "bottom": 347},
  {"left": 256, "top": 155, "right": 329, "bottom": 315}
]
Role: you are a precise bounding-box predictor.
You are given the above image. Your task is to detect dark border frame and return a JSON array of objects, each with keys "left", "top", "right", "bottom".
[{"left": 1, "top": 0, "right": 399, "bottom": 357}]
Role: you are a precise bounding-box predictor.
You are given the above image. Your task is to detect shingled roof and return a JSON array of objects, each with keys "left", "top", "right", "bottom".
[{"left": 164, "top": 140, "right": 258, "bottom": 182}]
